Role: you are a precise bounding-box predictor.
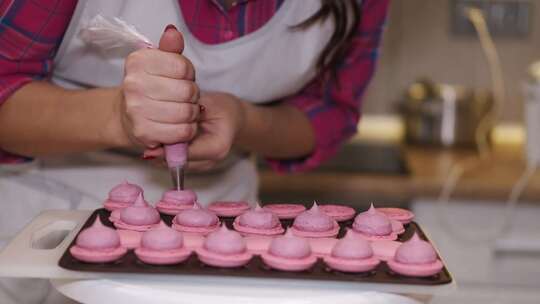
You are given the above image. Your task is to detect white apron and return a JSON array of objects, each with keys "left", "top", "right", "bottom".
[{"left": 0, "top": 0, "right": 334, "bottom": 303}]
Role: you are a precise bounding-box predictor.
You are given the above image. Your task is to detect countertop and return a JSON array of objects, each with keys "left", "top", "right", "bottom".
[{"left": 258, "top": 143, "right": 540, "bottom": 204}]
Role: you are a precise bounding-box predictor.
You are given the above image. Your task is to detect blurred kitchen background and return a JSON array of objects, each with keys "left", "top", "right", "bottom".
[{"left": 260, "top": 1, "right": 540, "bottom": 303}]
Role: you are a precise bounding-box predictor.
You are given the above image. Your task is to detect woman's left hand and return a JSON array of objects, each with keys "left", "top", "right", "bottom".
[{"left": 186, "top": 92, "right": 246, "bottom": 171}]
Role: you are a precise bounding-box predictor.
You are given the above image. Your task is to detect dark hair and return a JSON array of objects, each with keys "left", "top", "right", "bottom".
[{"left": 294, "top": 0, "right": 362, "bottom": 83}]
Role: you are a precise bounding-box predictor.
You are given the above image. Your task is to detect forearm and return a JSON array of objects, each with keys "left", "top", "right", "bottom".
[
  {"left": 235, "top": 101, "right": 315, "bottom": 159},
  {"left": 0, "top": 81, "right": 129, "bottom": 156}
]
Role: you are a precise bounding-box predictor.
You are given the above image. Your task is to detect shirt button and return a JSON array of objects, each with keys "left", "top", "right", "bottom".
[{"left": 223, "top": 30, "right": 234, "bottom": 40}]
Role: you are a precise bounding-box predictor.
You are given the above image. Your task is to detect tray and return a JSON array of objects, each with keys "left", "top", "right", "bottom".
[{"left": 58, "top": 208, "right": 452, "bottom": 286}]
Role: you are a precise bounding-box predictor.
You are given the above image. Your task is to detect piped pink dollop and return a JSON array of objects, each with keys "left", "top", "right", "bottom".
[
  {"left": 331, "top": 230, "right": 373, "bottom": 259},
  {"left": 140, "top": 222, "right": 184, "bottom": 251},
  {"left": 238, "top": 205, "right": 280, "bottom": 229},
  {"left": 76, "top": 216, "right": 120, "bottom": 250},
  {"left": 293, "top": 203, "right": 335, "bottom": 232},
  {"left": 108, "top": 181, "right": 142, "bottom": 203},
  {"left": 161, "top": 189, "right": 196, "bottom": 205},
  {"left": 175, "top": 204, "right": 219, "bottom": 228},
  {"left": 353, "top": 204, "right": 392, "bottom": 236},
  {"left": 204, "top": 225, "right": 246, "bottom": 255},
  {"left": 395, "top": 233, "right": 438, "bottom": 264},
  {"left": 120, "top": 193, "right": 160, "bottom": 225},
  {"left": 268, "top": 229, "right": 311, "bottom": 259}
]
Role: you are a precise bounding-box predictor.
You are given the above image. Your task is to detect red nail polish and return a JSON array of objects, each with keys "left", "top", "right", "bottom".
[
  {"left": 199, "top": 104, "right": 206, "bottom": 113},
  {"left": 142, "top": 155, "right": 156, "bottom": 160},
  {"left": 165, "top": 24, "right": 177, "bottom": 32}
]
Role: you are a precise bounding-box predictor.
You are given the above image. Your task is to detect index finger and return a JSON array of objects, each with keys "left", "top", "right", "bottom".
[{"left": 142, "top": 49, "right": 196, "bottom": 80}]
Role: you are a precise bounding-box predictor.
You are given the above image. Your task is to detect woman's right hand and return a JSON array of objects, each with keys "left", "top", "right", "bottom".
[{"left": 119, "top": 25, "right": 200, "bottom": 150}]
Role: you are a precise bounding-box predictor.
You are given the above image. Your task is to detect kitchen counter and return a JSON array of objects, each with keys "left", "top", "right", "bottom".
[{"left": 259, "top": 143, "right": 540, "bottom": 204}]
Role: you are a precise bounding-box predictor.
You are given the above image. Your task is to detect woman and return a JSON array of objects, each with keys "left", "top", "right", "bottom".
[{"left": 0, "top": 0, "right": 389, "bottom": 303}]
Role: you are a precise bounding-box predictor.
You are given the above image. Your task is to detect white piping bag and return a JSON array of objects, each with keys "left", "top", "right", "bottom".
[{"left": 80, "top": 14, "right": 188, "bottom": 190}]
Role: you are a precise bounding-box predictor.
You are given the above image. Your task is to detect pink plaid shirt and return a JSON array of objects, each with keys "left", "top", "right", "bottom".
[{"left": 0, "top": 0, "right": 389, "bottom": 172}]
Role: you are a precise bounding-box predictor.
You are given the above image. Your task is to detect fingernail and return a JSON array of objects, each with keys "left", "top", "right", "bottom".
[
  {"left": 199, "top": 104, "right": 206, "bottom": 113},
  {"left": 142, "top": 155, "right": 156, "bottom": 160},
  {"left": 165, "top": 24, "right": 177, "bottom": 32}
]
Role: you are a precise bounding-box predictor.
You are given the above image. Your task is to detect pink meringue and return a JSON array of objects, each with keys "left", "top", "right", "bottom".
[
  {"left": 261, "top": 229, "right": 317, "bottom": 272},
  {"left": 387, "top": 233, "right": 443, "bottom": 277},
  {"left": 331, "top": 230, "right": 374, "bottom": 260},
  {"left": 172, "top": 204, "right": 220, "bottom": 235},
  {"left": 291, "top": 203, "right": 339, "bottom": 238},
  {"left": 70, "top": 216, "right": 127, "bottom": 263},
  {"left": 156, "top": 189, "right": 197, "bottom": 215},
  {"left": 323, "top": 230, "right": 380, "bottom": 273},
  {"left": 103, "top": 181, "right": 143, "bottom": 211},
  {"left": 114, "top": 193, "right": 160, "bottom": 232},
  {"left": 196, "top": 225, "right": 252, "bottom": 268},
  {"left": 233, "top": 204, "right": 284, "bottom": 236},
  {"left": 352, "top": 204, "right": 398, "bottom": 241},
  {"left": 135, "top": 222, "right": 191, "bottom": 265},
  {"left": 269, "top": 230, "right": 312, "bottom": 259}
]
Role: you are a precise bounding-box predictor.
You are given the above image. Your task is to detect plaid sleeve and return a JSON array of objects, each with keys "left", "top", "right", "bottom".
[
  {"left": 0, "top": 0, "right": 76, "bottom": 163},
  {"left": 266, "top": 0, "right": 390, "bottom": 173},
  {"left": 0, "top": 0, "right": 76, "bottom": 105}
]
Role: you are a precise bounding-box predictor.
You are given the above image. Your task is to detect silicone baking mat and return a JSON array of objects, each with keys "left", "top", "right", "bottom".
[{"left": 59, "top": 208, "right": 452, "bottom": 286}]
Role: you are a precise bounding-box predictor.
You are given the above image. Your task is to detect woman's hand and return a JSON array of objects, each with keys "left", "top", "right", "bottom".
[
  {"left": 119, "top": 26, "right": 200, "bottom": 150},
  {"left": 186, "top": 92, "right": 246, "bottom": 171}
]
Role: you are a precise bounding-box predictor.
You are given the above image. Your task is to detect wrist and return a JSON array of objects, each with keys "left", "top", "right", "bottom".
[
  {"left": 102, "top": 87, "right": 132, "bottom": 149},
  {"left": 234, "top": 99, "right": 267, "bottom": 152},
  {"left": 234, "top": 99, "right": 249, "bottom": 144}
]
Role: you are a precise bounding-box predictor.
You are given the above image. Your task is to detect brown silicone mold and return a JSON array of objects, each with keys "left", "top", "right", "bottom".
[{"left": 59, "top": 208, "right": 452, "bottom": 286}]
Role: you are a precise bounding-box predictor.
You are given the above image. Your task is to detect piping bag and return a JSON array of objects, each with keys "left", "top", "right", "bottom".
[{"left": 80, "top": 15, "right": 188, "bottom": 190}]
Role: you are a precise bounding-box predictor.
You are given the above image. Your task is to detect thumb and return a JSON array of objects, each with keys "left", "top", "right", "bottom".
[{"left": 159, "top": 24, "right": 184, "bottom": 53}]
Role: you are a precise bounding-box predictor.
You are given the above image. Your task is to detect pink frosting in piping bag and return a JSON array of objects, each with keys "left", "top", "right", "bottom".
[{"left": 165, "top": 143, "right": 188, "bottom": 169}]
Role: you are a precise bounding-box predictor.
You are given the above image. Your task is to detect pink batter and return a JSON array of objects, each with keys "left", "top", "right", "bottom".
[
  {"left": 70, "top": 216, "right": 127, "bottom": 263},
  {"left": 377, "top": 207, "right": 415, "bottom": 224},
  {"left": 262, "top": 204, "right": 306, "bottom": 219},
  {"left": 207, "top": 201, "right": 251, "bottom": 217},
  {"left": 319, "top": 204, "right": 356, "bottom": 222}
]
